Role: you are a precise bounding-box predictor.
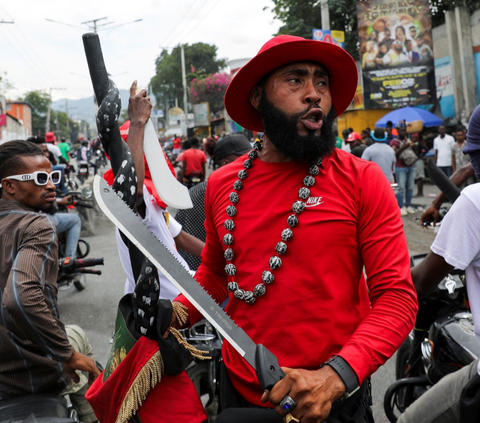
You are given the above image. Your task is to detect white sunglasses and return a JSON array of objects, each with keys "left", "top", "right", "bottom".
[{"left": 5, "top": 170, "right": 62, "bottom": 186}]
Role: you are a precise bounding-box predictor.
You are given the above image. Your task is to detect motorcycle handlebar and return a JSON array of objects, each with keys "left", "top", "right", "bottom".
[
  {"left": 59, "top": 257, "right": 104, "bottom": 273},
  {"left": 73, "top": 200, "right": 94, "bottom": 209},
  {"left": 74, "top": 257, "right": 104, "bottom": 267},
  {"left": 78, "top": 269, "right": 102, "bottom": 275}
]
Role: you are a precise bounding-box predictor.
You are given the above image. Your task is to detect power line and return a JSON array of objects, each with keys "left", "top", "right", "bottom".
[
  {"left": 159, "top": 0, "right": 204, "bottom": 48},
  {"left": 46, "top": 16, "right": 142, "bottom": 34},
  {"left": 0, "top": 25, "right": 52, "bottom": 86},
  {"left": 172, "top": 0, "right": 224, "bottom": 45}
]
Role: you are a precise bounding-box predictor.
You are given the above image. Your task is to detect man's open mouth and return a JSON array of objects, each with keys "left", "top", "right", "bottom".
[{"left": 301, "top": 108, "right": 324, "bottom": 131}]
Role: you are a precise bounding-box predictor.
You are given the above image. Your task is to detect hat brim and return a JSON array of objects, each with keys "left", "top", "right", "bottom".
[{"left": 225, "top": 39, "right": 358, "bottom": 132}]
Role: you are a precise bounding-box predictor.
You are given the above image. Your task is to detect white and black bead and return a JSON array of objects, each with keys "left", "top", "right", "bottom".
[
  {"left": 244, "top": 291, "right": 256, "bottom": 304},
  {"left": 292, "top": 200, "right": 305, "bottom": 214},
  {"left": 226, "top": 205, "right": 237, "bottom": 217},
  {"left": 299, "top": 187, "right": 310, "bottom": 200},
  {"left": 229, "top": 192, "right": 239, "bottom": 204},
  {"left": 224, "top": 248, "right": 234, "bottom": 261},
  {"left": 224, "top": 219, "right": 235, "bottom": 231},
  {"left": 225, "top": 263, "right": 237, "bottom": 276},
  {"left": 303, "top": 175, "right": 315, "bottom": 188},
  {"left": 262, "top": 270, "right": 274, "bottom": 284},
  {"left": 253, "top": 141, "right": 262, "bottom": 151},
  {"left": 276, "top": 242, "right": 288, "bottom": 255},
  {"left": 269, "top": 256, "right": 282, "bottom": 270},
  {"left": 281, "top": 228, "right": 293, "bottom": 242},
  {"left": 233, "top": 180, "right": 244, "bottom": 191},
  {"left": 309, "top": 164, "right": 320, "bottom": 177},
  {"left": 228, "top": 281, "right": 239, "bottom": 292},
  {"left": 223, "top": 233, "right": 234, "bottom": 245},
  {"left": 248, "top": 150, "right": 258, "bottom": 160},
  {"left": 234, "top": 289, "right": 245, "bottom": 300},
  {"left": 238, "top": 169, "right": 248, "bottom": 180},
  {"left": 287, "top": 214, "right": 299, "bottom": 228},
  {"left": 254, "top": 283, "right": 266, "bottom": 297},
  {"left": 243, "top": 159, "right": 253, "bottom": 169}
]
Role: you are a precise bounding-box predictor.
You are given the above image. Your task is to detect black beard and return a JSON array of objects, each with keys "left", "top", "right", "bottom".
[{"left": 257, "top": 93, "right": 337, "bottom": 163}]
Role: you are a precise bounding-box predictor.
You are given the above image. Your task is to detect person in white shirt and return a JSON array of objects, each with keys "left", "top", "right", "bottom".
[
  {"left": 398, "top": 104, "right": 480, "bottom": 423},
  {"left": 434, "top": 124, "right": 456, "bottom": 177}
]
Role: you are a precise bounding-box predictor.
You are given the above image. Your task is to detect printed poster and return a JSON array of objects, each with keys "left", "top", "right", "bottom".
[{"left": 357, "top": 0, "right": 436, "bottom": 109}]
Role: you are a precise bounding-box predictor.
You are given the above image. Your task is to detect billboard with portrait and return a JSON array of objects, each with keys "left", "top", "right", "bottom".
[{"left": 357, "top": 0, "right": 436, "bottom": 109}]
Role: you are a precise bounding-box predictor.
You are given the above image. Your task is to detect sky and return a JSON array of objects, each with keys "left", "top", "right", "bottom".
[{"left": 0, "top": 0, "right": 281, "bottom": 102}]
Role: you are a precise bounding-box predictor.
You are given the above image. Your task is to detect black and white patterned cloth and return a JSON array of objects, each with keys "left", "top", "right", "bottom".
[{"left": 175, "top": 181, "right": 207, "bottom": 271}]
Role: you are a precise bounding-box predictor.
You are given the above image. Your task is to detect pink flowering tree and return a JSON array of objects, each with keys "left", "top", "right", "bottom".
[{"left": 190, "top": 72, "right": 232, "bottom": 112}]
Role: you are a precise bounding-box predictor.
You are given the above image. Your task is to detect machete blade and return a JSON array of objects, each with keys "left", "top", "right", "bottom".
[{"left": 93, "top": 175, "right": 257, "bottom": 368}]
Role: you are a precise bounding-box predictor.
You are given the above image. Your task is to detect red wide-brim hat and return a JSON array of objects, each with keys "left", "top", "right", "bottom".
[{"left": 224, "top": 35, "right": 358, "bottom": 132}]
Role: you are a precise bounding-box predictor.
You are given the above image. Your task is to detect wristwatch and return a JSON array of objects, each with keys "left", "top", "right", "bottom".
[{"left": 321, "top": 356, "right": 360, "bottom": 400}]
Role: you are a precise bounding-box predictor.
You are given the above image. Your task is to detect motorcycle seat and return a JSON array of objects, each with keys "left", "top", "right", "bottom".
[{"left": 0, "top": 394, "right": 74, "bottom": 423}]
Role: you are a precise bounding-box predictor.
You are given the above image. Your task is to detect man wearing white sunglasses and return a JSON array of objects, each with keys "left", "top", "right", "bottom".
[{"left": 0, "top": 140, "right": 100, "bottom": 422}]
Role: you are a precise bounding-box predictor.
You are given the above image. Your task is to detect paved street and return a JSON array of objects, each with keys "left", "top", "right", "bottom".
[{"left": 59, "top": 177, "right": 442, "bottom": 423}]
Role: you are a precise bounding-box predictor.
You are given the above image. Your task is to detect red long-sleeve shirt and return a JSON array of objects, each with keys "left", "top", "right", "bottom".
[{"left": 176, "top": 148, "right": 417, "bottom": 406}]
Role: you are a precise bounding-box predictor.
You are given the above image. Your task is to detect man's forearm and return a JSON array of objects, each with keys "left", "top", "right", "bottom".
[
  {"left": 127, "top": 120, "right": 146, "bottom": 198},
  {"left": 175, "top": 230, "right": 205, "bottom": 257},
  {"left": 430, "top": 162, "right": 474, "bottom": 209}
]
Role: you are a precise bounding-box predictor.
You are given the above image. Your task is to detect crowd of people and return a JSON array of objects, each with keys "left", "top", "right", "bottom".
[
  {"left": 338, "top": 121, "right": 471, "bottom": 216},
  {"left": 1, "top": 32, "right": 480, "bottom": 423}
]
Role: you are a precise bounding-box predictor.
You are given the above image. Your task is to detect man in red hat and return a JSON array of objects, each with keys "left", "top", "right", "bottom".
[{"left": 173, "top": 35, "right": 417, "bottom": 423}]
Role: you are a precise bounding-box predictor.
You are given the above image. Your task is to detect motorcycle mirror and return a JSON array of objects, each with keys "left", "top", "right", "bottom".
[
  {"left": 81, "top": 187, "right": 93, "bottom": 199},
  {"left": 444, "top": 276, "right": 457, "bottom": 295}
]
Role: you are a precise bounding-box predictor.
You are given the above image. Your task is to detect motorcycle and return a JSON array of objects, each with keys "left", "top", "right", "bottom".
[
  {"left": 383, "top": 253, "right": 480, "bottom": 422},
  {"left": 76, "top": 162, "right": 90, "bottom": 185},
  {"left": 94, "top": 148, "right": 107, "bottom": 169},
  {"left": 181, "top": 320, "right": 223, "bottom": 422},
  {"left": 187, "top": 173, "right": 203, "bottom": 189},
  {"left": 63, "top": 164, "right": 78, "bottom": 192},
  {"left": 56, "top": 189, "right": 98, "bottom": 291},
  {"left": 0, "top": 394, "right": 79, "bottom": 423}
]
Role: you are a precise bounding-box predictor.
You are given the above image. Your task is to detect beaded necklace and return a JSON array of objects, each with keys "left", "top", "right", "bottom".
[{"left": 223, "top": 140, "right": 322, "bottom": 305}]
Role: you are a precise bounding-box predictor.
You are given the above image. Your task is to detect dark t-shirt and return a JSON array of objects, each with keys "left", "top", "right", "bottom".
[{"left": 351, "top": 145, "right": 367, "bottom": 158}]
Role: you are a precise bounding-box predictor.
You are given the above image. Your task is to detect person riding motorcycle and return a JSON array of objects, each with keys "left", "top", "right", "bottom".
[
  {"left": 0, "top": 140, "right": 100, "bottom": 422},
  {"left": 398, "top": 104, "right": 480, "bottom": 423},
  {"left": 180, "top": 137, "right": 207, "bottom": 188}
]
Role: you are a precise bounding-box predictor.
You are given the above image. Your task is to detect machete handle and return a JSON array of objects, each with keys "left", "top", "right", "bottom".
[
  {"left": 82, "top": 33, "right": 110, "bottom": 105},
  {"left": 255, "top": 343, "right": 286, "bottom": 391}
]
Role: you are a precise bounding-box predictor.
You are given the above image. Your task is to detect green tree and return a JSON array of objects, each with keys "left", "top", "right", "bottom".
[
  {"left": 150, "top": 43, "right": 226, "bottom": 111},
  {"left": 268, "top": 0, "right": 360, "bottom": 57},
  {"left": 21, "top": 90, "right": 77, "bottom": 140},
  {"left": 21, "top": 90, "right": 51, "bottom": 136}
]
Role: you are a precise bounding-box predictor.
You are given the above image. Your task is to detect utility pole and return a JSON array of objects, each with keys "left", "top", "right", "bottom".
[
  {"left": 46, "top": 17, "right": 142, "bottom": 34},
  {"left": 181, "top": 44, "right": 188, "bottom": 136},
  {"left": 181, "top": 44, "right": 188, "bottom": 115},
  {"left": 46, "top": 87, "right": 65, "bottom": 133},
  {"left": 81, "top": 17, "right": 110, "bottom": 34},
  {"left": 321, "top": 0, "right": 330, "bottom": 31}
]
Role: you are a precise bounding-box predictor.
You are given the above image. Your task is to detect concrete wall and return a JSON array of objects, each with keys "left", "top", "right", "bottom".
[
  {"left": 0, "top": 114, "right": 30, "bottom": 144},
  {"left": 432, "top": 6, "right": 480, "bottom": 125}
]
